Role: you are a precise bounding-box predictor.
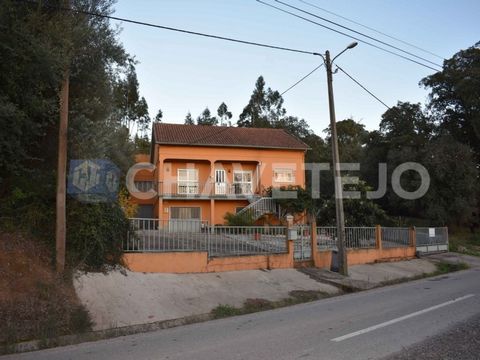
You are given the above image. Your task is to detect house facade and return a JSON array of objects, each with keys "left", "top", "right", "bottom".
[{"left": 131, "top": 123, "right": 309, "bottom": 225}]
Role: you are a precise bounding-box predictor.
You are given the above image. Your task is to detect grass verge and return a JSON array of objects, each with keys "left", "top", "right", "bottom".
[
  {"left": 449, "top": 232, "right": 480, "bottom": 257},
  {"left": 378, "top": 260, "right": 469, "bottom": 287},
  {"left": 211, "top": 290, "right": 331, "bottom": 319}
]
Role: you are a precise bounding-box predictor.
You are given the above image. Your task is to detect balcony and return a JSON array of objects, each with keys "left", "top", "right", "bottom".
[{"left": 158, "top": 181, "right": 255, "bottom": 199}]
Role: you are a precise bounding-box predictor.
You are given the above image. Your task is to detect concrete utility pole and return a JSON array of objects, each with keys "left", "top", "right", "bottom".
[
  {"left": 318, "top": 42, "right": 358, "bottom": 276},
  {"left": 325, "top": 50, "right": 347, "bottom": 276},
  {"left": 56, "top": 0, "right": 71, "bottom": 273}
]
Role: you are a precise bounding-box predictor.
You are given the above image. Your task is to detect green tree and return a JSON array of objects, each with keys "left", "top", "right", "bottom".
[
  {"left": 324, "top": 118, "right": 368, "bottom": 163},
  {"left": 217, "top": 102, "right": 232, "bottom": 126},
  {"left": 154, "top": 109, "right": 163, "bottom": 122},
  {"left": 421, "top": 42, "right": 480, "bottom": 162},
  {"left": 238, "top": 76, "right": 286, "bottom": 128},
  {"left": 317, "top": 181, "right": 391, "bottom": 226},
  {"left": 0, "top": 0, "right": 141, "bottom": 267},
  {"left": 197, "top": 107, "right": 218, "bottom": 126},
  {"left": 420, "top": 135, "right": 478, "bottom": 226},
  {"left": 362, "top": 102, "right": 435, "bottom": 218},
  {"left": 184, "top": 111, "right": 195, "bottom": 125}
]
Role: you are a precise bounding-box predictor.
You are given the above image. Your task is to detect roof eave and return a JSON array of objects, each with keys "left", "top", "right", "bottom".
[{"left": 154, "top": 141, "right": 309, "bottom": 151}]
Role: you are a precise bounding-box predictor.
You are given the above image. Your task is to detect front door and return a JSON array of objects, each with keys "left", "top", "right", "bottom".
[{"left": 215, "top": 169, "right": 226, "bottom": 195}]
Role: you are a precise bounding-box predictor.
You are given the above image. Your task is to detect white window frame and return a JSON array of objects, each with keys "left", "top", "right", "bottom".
[
  {"left": 273, "top": 168, "right": 295, "bottom": 183},
  {"left": 177, "top": 168, "right": 199, "bottom": 194},
  {"left": 233, "top": 170, "right": 253, "bottom": 194}
]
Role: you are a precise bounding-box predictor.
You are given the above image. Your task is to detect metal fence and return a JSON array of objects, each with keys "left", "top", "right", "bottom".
[
  {"left": 208, "top": 226, "right": 287, "bottom": 257},
  {"left": 317, "top": 227, "right": 337, "bottom": 250},
  {"left": 317, "top": 227, "right": 376, "bottom": 250},
  {"left": 416, "top": 227, "right": 448, "bottom": 253},
  {"left": 381, "top": 227, "right": 411, "bottom": 248},
  {"left": 294, "top": 225, "right": 312, "bottom": 260},
  {"left": 125, "top": 218, "right": 209, "bottom": 252},
  {"left": 126, "top": 219, "right": 431, "bottom": 258},
  {"left": 125, "top": 219, "right": 287, "bottom": 257},
  {"left": 345, "top": 227, "right": 376, "bottom": 249},
  {"left": 317, "top": 226, "right": 412, "bottom": 250}
]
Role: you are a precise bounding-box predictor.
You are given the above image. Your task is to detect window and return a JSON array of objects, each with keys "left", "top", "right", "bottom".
[
  {"left": 177, "top": 169, "right": 199, "bottom": 194},
  {"left": 233, "top": 171, "right": 252, "bottom": 194},
  {"left": 134, "top": 181, "right": 154, "bottom": 192},
  {"left": 274, "top": 168, "right": 294, "bottom": 183},
  {"left": 137, "top": 204, "right": 154, "bottom": 218},
  {"left": 170, "top": 207, "right": 201, "bottom": 220}
]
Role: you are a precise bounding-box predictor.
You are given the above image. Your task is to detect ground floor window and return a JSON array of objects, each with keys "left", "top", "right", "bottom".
[
  {"left": 170, "top": 207, "right": 201, "bottom": 220},
  {"left": 137, "top": 204, "right": 154, "bottom": 218}
]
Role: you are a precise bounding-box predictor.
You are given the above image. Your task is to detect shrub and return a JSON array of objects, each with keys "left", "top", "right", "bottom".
[
  {"left": 66, "top": 201, "right": 129, "bottom": 269},
  {"left": 224, "top": 211, "right": 255, "bottom": 226}
]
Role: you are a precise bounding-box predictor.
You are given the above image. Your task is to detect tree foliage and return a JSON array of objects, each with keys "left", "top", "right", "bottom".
[
  {"left": 197, "top": 107, "right": 218, "bottom": 126},
  {"left": 421, "top": 42, "right": 480, "bottom": 161},
  {"left": 0, "top": 0, "right": 151, "bottom": 267}
]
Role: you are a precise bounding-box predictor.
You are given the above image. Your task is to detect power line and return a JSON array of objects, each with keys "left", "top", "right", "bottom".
[
  {"left": 298, "top": 0, "right": 445, "bottom": 61},
  {"left": 257, "top": 0, "right": 441, "bottom": 72},
  {"left": 335, "top": 64, "right": 391, "bottom": 109},
  {"left": 281, "top": 63, "right": 324, "bottom": 96},
  {"left": 274, "top": 0, "right": 442, "bottom": 68},
  {"left": 18, "top": 0, "right": 318, "bottom": 56}
]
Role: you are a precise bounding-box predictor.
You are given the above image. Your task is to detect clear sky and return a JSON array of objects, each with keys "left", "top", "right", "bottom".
[{"left": 113, "top": 0, "right": 479, "bottom": 135}]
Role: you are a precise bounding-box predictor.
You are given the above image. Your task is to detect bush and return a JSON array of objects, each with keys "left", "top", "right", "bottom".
[
  {"left": 66, "top": 201, "right": 129, "bottom": 269},
  {"left": 224, "top": 211, "right": 255, "bottom": 226}
]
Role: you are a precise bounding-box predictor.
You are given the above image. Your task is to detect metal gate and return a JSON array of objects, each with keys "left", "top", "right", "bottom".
[
  {"left": 416, "top": 227, "right": 448, "bottom": 253},
  {"left": 294, "top": 225, "right": 312, "bottom": 261}
]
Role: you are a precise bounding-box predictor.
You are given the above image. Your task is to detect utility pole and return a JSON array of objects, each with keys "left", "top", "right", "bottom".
[
  {"left": 56, "top": 0, "right": 71, "bottom": 273},
  {"left": 324, "top": 50, "right": 348, "bottom": 276},
  {"left": 317, "top": 42, "right": 357, "bottom": 276}
]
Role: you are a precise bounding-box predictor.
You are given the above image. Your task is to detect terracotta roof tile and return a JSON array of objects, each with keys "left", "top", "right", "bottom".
[{"left": 153, "top": 123, "right": 309, "bottom": 150}]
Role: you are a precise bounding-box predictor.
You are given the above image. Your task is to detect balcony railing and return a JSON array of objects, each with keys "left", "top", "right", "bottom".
[{"left": 157, "top": 181, "right": 255, "bottom": 198}]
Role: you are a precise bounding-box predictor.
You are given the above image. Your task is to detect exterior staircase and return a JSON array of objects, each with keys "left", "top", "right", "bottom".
[{"left": 236, "top": 197, "right": 278, "bottom": 219}]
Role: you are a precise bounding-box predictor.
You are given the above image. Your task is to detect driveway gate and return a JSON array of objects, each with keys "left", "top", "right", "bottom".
[{"left": 416, "top": 227, "right": 448, "bottom": 253}]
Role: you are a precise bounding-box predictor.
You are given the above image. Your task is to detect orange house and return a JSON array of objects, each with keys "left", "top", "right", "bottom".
[{"left": 131, "top": 123, "right": 309, "bottom": 225}]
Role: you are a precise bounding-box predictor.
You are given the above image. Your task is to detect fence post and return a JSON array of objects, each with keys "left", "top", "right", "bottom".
[
  {"left": 410, "top": 227, "right": 416, "bottom": 248},
  {"left": 376, "top": 225, "right": 382, "bottom": 251},
  {"left": 286, "top": 214, "right": 294, "bottom": 267},
  {"left": 445, "top": 227, "right": 449, "bottom": 250},
  {"left": 310, "top": 219, "right": 317, "bottom": 266}
]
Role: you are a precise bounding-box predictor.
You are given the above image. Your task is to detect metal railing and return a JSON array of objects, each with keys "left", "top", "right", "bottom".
[
  {"left": 134, "top": 181, "right": 155, "bottom": 192},
  {"left": 209, "top": 226, "right": 287, "bottom": 257},
  {"left": 345, "top": 227, "right": 376, "bottom": 249},
  {"left": 294, "top": 225, "right": 312, "bottom": 260},
  {"left": 381, "top": 227, "right": 411, "bottom": 248},
  {"left": 157, "top": 181, "right": 256, "bottom": 198},
  {"left": 236, "top": 197, "right": 277, "bottom": 218},
  {"left": 317, "top": 226, "right": 403, "bottom": 249},
  {"left": 158, "top": 181, "right": 212, "bottom": 197},
  {"left": 125, "top": 219, "right": 287, "bottom": 257},
  {"left": 317, "top": 227, "right": 337, "bottom": 250},
  {"left": 125, "top": 218, "right": 209, "bottom": 252}
]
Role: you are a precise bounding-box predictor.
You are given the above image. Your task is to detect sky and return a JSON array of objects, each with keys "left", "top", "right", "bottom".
[{"left": 113, "top": 0, "right": 479, "bottom": 136}]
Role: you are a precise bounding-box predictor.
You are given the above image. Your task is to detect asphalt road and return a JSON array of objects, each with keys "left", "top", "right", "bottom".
[{"left": 3, "top": 268, "right": 480, "bottom": 360}]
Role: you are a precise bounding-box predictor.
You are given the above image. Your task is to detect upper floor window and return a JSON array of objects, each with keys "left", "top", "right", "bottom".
[
  {"left": 273, "top": 168, "right": 294, "bottom": 183},
  {"left": 177, "top": 169, "right": 199, "bottom": 194},
  {"left": 134, "top": 181, "right": 154, "bottom": 192},
  {"left": 233, "top": 171, "right": 252, "bottom": 195}
]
